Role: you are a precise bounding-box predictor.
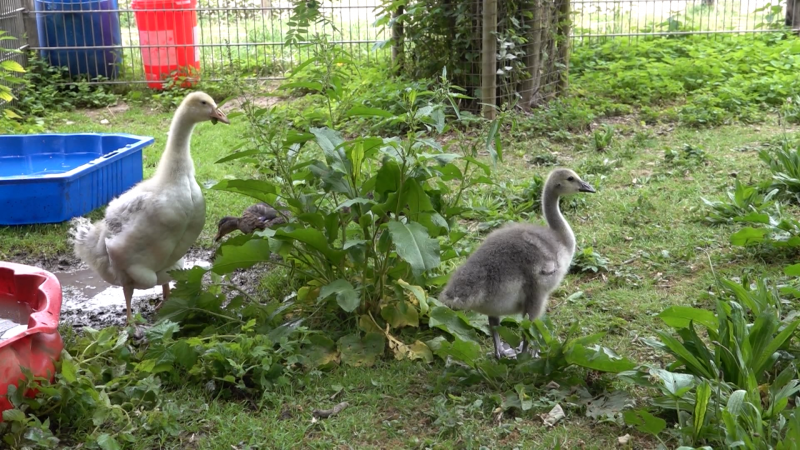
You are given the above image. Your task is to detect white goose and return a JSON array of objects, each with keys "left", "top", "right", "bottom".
[{"left": 69, "top": 92, "right": 230, "bottom": 323}]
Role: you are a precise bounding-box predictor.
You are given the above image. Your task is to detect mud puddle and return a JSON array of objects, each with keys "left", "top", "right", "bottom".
[
  {"left": 10, "top": 246, "right": 270, "bottom": 330},
  {"left": 56, "top": 258, "right": 213, "bottom": 328}
]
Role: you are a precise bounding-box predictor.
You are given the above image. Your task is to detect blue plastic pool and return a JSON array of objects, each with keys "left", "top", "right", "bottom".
[{"left": 0, "top": 133, "right": 154, "bottom": 225}]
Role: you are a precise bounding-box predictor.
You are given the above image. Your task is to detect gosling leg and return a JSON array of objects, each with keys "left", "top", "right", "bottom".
[
  {"left": 488, "top": 316, "right": 517, "bottom": 359},
  {"left": 520, "top": 296, "right": 546, "bottom": 358},
  {"left": 488, "top": 316, "right": 505, "bottom": 359}
]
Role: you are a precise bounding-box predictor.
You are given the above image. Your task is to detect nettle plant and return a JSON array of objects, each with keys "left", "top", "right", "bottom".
[{"left": 204, "top": 34, "right": 504, "bottom": 363}]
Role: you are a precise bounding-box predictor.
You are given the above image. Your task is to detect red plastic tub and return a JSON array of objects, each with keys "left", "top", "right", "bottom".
[
  {"left": 131, "top": 0, "right": 201, "bottom": 89},
  {"left": 0, "top": 262, "right": 64, "bottom": 422}
]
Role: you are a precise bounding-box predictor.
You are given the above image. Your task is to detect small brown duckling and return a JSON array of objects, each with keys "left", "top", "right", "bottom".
[{"left": 214, "top": 203, "right": 287, "bottom": 242}]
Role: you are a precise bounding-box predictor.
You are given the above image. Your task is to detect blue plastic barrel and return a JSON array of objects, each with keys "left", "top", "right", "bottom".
[{"left": 35, "top": 0, "right": 122, "bottom": 79}]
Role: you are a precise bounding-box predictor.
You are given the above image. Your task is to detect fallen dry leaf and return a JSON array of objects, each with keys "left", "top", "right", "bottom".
[
  {"left": 541, "top": 404, "right": 565, "bottom": 427},
  {"left": 618, "top": 434, "right": 631, "bottom": 445}
]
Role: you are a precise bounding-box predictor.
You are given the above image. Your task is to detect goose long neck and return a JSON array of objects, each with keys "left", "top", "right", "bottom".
[
  {"left": 542, "top": 184, "right": 575, "bottom": 249},
  {"left": 154, "top": 110, "right": 196, "bottom": 181}
]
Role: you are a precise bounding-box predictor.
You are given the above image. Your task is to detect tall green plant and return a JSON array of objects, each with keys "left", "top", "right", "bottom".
[{"left": 203, "top": 33, "right": 503, "bottom": 363}]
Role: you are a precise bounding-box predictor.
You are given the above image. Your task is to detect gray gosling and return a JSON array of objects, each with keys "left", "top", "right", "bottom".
[{"left": 438, "top": 168, "right": 596, "bottom": 359}]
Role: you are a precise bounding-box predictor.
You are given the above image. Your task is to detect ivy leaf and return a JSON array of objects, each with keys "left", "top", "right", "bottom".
[
  {"left": 387, "top": 220, "right": 441, "bottom": 276},
  {"left": 320, "top": 279, "right": 361, "bottom": 312}
]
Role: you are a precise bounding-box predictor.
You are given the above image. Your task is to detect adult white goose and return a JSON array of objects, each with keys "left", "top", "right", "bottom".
[{"left": 69, "top": 92, "right": 230, "bottom": 323}]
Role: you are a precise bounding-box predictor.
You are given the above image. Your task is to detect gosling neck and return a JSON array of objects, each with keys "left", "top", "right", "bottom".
[
  {"left": 154, "top": 110, "right": 197, "bottom": 181},
  {"left": 542, "top": 184, "right": 575, "bottom": 250}
]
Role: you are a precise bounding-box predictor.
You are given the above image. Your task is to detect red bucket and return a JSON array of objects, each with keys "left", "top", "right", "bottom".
[{"left": 131, "top": 0, "right": 200, "bottom": 89}]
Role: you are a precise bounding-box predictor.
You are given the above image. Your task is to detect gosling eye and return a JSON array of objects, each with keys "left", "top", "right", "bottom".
[{"left": 567, "top": 176, "right": 575, "bottom": 182}]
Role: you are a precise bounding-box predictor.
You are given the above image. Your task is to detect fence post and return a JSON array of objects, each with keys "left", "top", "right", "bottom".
[
  {"left": 23, "top": 0, "right": 38, "bottom": 50},
  {"left": 481, "top": 0, "right": 497, "bottom": 119},
  {"left": 555, "top": 0, "right": 571, "bottom": 95},
  {"left": 391, "top": 6, "right": 404, "bottom": 74},
  {"left": 788, "top": 0, "right": 800, "bottom": 32},
  {"left": 521, "top": 0, "right": 542, "bottom": 109}
]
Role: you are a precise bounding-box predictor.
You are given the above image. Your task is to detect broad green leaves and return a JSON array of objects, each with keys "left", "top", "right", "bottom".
[
  {"left": 320, "top": 279, "right": 360, "bottom": 312},
  {"left": 337, "top": 333, "right": 386, "bottom": 367},
  {"left": 623, "top": 409, "right": 666, "bottom": 436},
  {"left": 387, "top": 220, "right": 441, "bottom": 276}
]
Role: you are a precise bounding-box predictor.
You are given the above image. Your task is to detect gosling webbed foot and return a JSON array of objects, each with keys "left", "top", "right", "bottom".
[{"left": 517, "top": 340, "right": 540, "bottom": 358}]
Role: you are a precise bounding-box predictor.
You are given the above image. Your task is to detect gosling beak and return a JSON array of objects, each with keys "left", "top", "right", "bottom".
[
  {"left": 210, "top": 108, "right": 230, "bottom": 125},
  {"left": 578, "top": 181, "right": 596, "bottom": 193}
]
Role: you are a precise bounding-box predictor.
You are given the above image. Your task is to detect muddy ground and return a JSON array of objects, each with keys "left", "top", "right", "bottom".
[{"left": 10, "top": 246, "right": 268, "bottom": 330}]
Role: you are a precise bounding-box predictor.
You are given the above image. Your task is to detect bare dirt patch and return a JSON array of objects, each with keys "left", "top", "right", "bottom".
[
  {"left": 219, "top": 93, "right": 285, "bottom": 114},
  {"left": 80, "top": 101, "right": 131, "bottom": 121}
]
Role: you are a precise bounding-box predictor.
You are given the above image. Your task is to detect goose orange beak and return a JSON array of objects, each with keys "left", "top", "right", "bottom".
[{"left": 210, "top": 108, "right": 230, "bottom": 125}]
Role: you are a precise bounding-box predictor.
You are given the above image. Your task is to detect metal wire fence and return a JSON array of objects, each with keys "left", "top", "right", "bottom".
[
  {"left": 16, "top": 0, "right": 390, "bottom": 86},
  {"left": 572, "top": 0, "right": 792, "bottom": 40},
  {"left": 0, "top": 0, "right": 795, "bottom": 91}
]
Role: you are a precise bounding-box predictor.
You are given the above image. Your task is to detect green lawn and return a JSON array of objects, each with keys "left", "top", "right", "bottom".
[
  {"left": 2, "top": 93, "right": 797, "bottom": 447},
  {"left": 0, "top": 103, "right": 258, "bottom": 261}
]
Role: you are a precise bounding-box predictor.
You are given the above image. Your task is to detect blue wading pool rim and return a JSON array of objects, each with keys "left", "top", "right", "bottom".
[{"left": 0, "top": 133, "right": 155, "bottom": 226}]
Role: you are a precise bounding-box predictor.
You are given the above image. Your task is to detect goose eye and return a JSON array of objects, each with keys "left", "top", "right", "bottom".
[
  {"left": 567, "top": 176, "right": 575, "bottom": 181},
  {"left": 201, "top": 101, "right": 207, "bottom": 105}
]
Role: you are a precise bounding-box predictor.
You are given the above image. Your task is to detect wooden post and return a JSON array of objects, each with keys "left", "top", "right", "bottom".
[
  {"left": 788, "top": 0, "right": 800, "bottom": 32},
  {"left": 481, "top": 0, "right": 497, "bottom": 119},
  {"left": 555, "top": 0, "right": 571, "bottom": 95},
  {"left": 521, "top": 0, "right": 542, "bottom": 109},
  {"left": 391, "top": 6, "right": 404, "bottom": 74},
  {"left": 23, "top": 0, "right": 39, "bottom": 50}
]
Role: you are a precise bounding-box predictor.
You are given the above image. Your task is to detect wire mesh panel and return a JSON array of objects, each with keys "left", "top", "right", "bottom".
[
  {"left": 10, "top": 0, "right": 798, "bottom": 91},
  {"left": 572, "top": 0, "right": 791, "bottom": 40},
  {"left": 22, "top": 0, "right": 388, "bottom": 85},
  {"left": 0, "top": 0, "right": 28, "bottom": 102}
]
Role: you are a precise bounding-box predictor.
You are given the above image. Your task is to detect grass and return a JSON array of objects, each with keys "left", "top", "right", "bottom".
[
  {"left": 0, "top": 104, "right": 256, "bottom": 261},
  {"left": 2, "top": 90, "right": 798, "bottom": 446}
]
